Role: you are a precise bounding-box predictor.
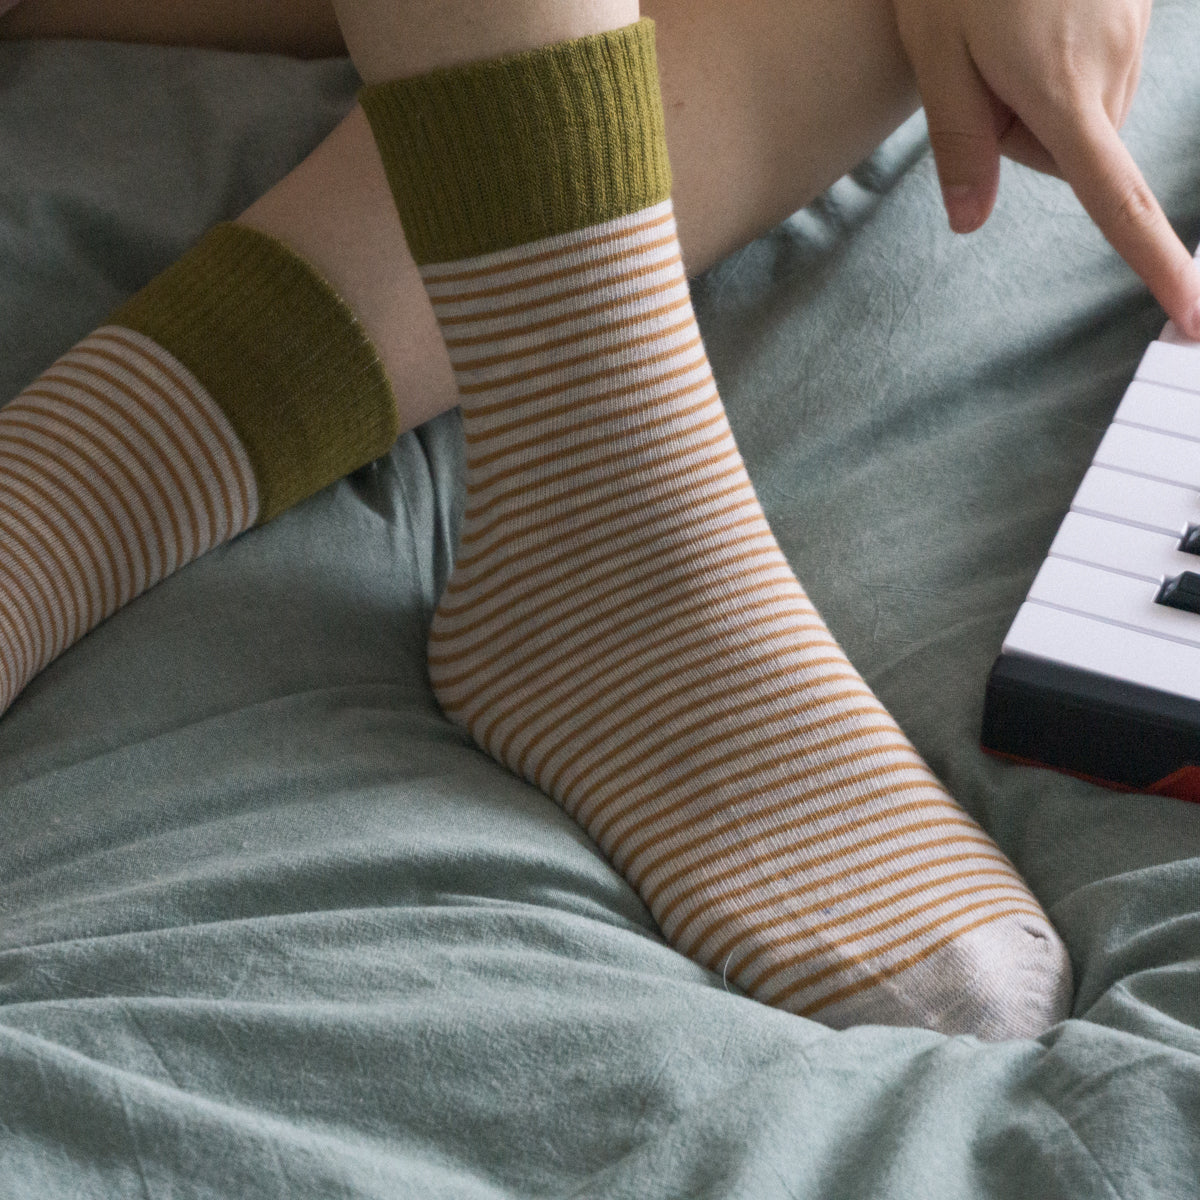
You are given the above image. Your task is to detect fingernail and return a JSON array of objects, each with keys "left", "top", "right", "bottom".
[
  {"left": 943, "top": 185, "right": 985, "bottom": 234},
  {"left": 1186, "top": 298, "right": 1200, "bottom": 342}
]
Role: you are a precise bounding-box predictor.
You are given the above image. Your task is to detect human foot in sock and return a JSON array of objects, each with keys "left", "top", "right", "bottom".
[
  {"left": 358, "top": 21, "right": 1073, "bottom": 1036},
  {"left": 0, "top": 223, "right": 397, "bottom": 716}
]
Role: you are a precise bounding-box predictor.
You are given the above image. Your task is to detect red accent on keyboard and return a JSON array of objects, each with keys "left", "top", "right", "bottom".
[
  {"left": 982, "top": 746, "right": 1200, "bottom": 804},
  {"left": 1146, "top": 766, "right": 1200, "bottom": 805},
  {"left": 981, "top": 747, "right": 1135, "bottom": 791}
]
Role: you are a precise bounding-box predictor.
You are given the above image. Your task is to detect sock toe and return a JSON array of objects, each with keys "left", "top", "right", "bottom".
[{"left": 811, "top": 912, "right": 1074, "bottom": 1039}]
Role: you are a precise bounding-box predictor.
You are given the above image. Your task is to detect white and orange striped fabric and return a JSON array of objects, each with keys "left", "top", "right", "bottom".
[
  {"left": 424, "top": 199, "right": 1072, "bottom": 1035},
  {"left": 0, "top": 326, "right": 257, "bottom": 713}
]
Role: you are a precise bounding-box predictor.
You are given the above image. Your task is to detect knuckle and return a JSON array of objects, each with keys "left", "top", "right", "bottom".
[
  {"left": 1107, "top": 7, "right": 1144, "bottom": 58},
  {"left": 1051, "top": 48, "right": 1091, "bottom": 112},
  {"left": 1034, "top": 20, "right": 1139, "bottom": 114},
  {"left": 1023, "top": 27, "right": 1086, "bottom": 109},
  {"left": 1107, "top": 175, "right": 1158, "bottom": 232}
]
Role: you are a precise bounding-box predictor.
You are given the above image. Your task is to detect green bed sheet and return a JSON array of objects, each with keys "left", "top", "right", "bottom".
[{"left": 3, "top": 7, "right": 1200, "bottom": 1197}]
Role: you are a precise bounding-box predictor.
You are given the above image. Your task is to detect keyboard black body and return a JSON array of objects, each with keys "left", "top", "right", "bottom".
[{"left": 982, "top": 653, "right": 1200, "bottom": 803}]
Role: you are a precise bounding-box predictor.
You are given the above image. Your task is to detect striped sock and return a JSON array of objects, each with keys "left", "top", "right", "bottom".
[
  {"left": 360, "top": 21, "right": 1072, "bottom": 1036},
  {"left": 0, "top": 223, "right": 397, "bottom": 716}
]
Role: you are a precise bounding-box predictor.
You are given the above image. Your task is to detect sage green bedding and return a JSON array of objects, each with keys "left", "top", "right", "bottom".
[{"left": 2, "top": 6, "right": 1200, "bottom": 1196}]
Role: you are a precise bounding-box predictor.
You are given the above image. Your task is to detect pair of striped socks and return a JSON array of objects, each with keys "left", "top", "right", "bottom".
[{"left": 0, "top": 20, "right": 1071, "bottom": 1035}]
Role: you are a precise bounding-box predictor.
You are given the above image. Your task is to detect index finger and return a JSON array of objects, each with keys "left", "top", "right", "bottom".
[{"left": 1044, "top": 104, "right": 1200, "bottom": 338}]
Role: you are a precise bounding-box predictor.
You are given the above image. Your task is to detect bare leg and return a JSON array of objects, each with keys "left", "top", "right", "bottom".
[
  {"left": 3, "top": 0, "right": 919, "bottom": 432},
  {"left": 237, "top": 109, "right": 459, "bottom": 433},
  {"left": 649, "top": 0, "right": 919, "bottom": 270}
]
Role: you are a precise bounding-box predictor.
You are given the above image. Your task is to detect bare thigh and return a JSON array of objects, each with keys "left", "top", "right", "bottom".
[{"left": 649, "top": 0, "right": 918, "bottom": 269}]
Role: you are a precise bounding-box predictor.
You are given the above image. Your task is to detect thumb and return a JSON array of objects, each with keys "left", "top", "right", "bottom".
[{"left": 916, "top": 42, "right": 1004, "bottom": 233}]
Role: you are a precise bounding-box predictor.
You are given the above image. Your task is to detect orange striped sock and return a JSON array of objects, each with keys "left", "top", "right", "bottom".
[
  {"left": 0, "top": 223, "right": 397, "bottom": 716},
  {"left": 361, "top": 21, "right": 1073, "bottom": 1035}
]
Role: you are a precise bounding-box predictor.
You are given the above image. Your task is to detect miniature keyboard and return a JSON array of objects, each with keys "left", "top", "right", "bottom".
[{"left": 981, "top": 283, "right": 1200, "bottom": 803}]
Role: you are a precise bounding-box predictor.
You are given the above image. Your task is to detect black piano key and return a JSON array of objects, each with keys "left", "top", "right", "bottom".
[
  {"left": 1156, "top": 571, "right": 1200, "bottom": 613},
  {"left": 1181, "top": 526, "right": 1200, "bottom": 555}
]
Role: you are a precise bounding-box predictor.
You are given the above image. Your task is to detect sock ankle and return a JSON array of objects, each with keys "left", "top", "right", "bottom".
[
  {"left": 0, "top": 222, "right": 398, "bottom": 714},
  {"left": 359, "top": 20, "right": 1072, "bottom": 1036}
]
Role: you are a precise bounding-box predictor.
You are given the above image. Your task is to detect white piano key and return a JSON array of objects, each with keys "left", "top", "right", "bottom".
[
  {"left": 1134, "top": 340, "right": 1200, "bottom": 394},
  {"left": 1092, "top": 423, "right": 1200, "bottom": 489},
  {"left": 1114, "top": 379, "right": 1200, "bottom": 441},
  {"left": 1027, "top": 556, "right": 1200, "bottom": 646},
  {"left": 1003, "top": 602, "right": 1200, "bottom": 704},
  {"left": 1048, "top": 511, "right": 1195, "bottom": 580},
  {"left": 1070, "top": 466, "right": 1200, "bottom": 535}
]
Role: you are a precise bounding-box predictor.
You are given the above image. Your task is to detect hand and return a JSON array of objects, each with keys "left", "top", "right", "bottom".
[{"left": 893, "top": 0, "right": 1200, "bottom": 338}]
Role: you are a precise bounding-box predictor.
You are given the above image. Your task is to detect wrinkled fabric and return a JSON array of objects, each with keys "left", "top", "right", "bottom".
[{"left": 2, "top": 12, "right": 1200, "bottom": 1198}]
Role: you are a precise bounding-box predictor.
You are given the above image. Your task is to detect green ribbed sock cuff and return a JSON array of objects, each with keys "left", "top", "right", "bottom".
[
  {"left": 359, "top": 18, "right": 672, "bottom": 265},
  {"left": 111, "top": 223, "right": 399, "bottom": 524}
]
